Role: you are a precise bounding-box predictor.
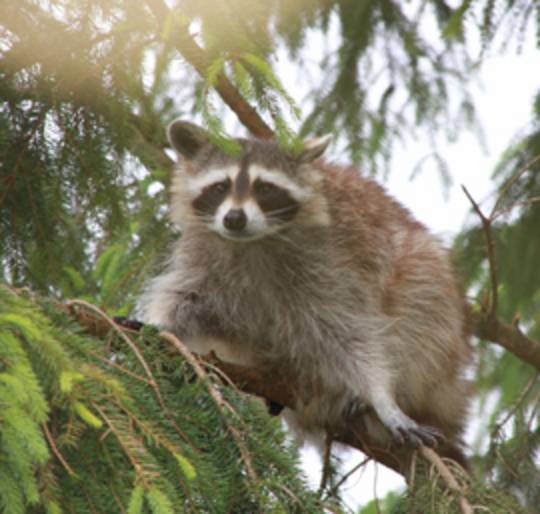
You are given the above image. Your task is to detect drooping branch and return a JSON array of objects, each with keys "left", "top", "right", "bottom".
[{"left": 144, "top": 0, "right": 274, "bottom": 140}]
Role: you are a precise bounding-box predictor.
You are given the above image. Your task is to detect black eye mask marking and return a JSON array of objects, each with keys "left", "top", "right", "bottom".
[
  {"left": 253, "top": 179, "right": 299, "bottom": 224},
  {"left": 192, "top": 178, "right": 231, "bottom": 217}
]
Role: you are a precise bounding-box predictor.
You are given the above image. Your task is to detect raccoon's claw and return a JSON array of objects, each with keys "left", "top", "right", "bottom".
[
  {"left": 390, "top": 422, "right": 442, "bottom": 448},
  {"left": 113, "top": 316, "right": 144, "bottom": 331}
]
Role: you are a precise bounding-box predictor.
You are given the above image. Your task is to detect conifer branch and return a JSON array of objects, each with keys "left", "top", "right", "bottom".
[
  {"left": 419, "top": 447, "right": 473, "bottom": 514},
  {"left": 461, "top": 185, "right": 498, "bottom": 316},
  {"left": 42, "top": 422, "right": 76, "bottom": 477},
  {"left": 471, "top": 310, "right": 540, "bottom": 371},
  {"left": 66, "top": 306, "right": 438, "bottom": 476},
  {"left": 160, "top": 330, "right": 259, "bottom": 484},
  {"left": 144, "top": 0, "right": 274, "bottom": 139},
  {"left": 461, "top": 186, "right": 540, "bottom": 371},
  {"left": 66, "top": 300, "right": 167, "bottom": 410}
]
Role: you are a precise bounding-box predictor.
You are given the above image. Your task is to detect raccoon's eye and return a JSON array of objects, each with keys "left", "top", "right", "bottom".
[
  {"left": 254, "top": 180, "right": 278, "bottom": 196},
  {"left": 208, "top": 180, "right": 230, "bottom": 194}
]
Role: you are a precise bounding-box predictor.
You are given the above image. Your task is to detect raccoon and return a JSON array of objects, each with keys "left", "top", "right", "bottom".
[{"left": 139, "top": 120, "right": 472, "bottom": 466}]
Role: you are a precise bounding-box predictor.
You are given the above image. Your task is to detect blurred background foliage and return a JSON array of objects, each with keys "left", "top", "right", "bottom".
[{"left": 1, "top": 0, "right": 539, "bottom": 512}]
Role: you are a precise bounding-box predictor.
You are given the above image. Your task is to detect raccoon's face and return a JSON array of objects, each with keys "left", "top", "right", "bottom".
[{"left": 167, "top": 120, "right": 331, "bottom": 241}]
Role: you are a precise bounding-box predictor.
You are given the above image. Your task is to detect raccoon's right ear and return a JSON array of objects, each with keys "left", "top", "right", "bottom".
[
  {"left": 167, "top": 120, "right": 209, "bottom": 159},
  {"left": 297, "top": 134, "right": 332, "bottom": 163}
]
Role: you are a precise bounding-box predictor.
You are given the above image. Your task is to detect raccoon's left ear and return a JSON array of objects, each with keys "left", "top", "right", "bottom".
[
  {"left": 297, "top": 134, "right": 332, "bottom": 163},
  {"left": 167, "top": 119, "right": 209, "bottom": 159}
]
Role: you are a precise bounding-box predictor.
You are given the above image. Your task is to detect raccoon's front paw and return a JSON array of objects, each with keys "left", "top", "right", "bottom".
[
  {"left": 266, "top": 399, "right": 284, "bottom": 416},
  {"left": 113, "top": 316, "right": 144, "bottom": 331},
  {"left": 389, "top": 420, "right": 442, "bottom": 448}
]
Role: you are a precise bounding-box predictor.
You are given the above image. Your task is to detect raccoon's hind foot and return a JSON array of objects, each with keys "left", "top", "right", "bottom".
[
  {"left": 389, "top": 420, "right": 442, "bottom": 448},
  {"left": 369, "top": 387, "right": 443, "bottom": 448}
]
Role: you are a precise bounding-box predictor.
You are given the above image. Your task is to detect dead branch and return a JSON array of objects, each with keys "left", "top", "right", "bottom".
[{"left": 144, "top": 0, "right": 274, "bottom": 140}]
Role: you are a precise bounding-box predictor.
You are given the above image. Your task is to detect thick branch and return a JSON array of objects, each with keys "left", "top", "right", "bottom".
[
  {"left": 185, "top": 359, "right": 407, "bottom": 473},
  {"left": 68, "top": 306, "right": 410, "bottom": 475},
  {"left": 67, "top": 302, "right": 540, "bottom": 478},
  {"left": 471, "top": 310, "right": 540, "bottom": 371},
  {"left": 144, "top": 0, "right": 274, "bottom": 139}
]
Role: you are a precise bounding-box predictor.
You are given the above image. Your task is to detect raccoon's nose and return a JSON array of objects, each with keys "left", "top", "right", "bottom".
[{"left": 223, "top": 209, "right": 247, "bottom": 232}]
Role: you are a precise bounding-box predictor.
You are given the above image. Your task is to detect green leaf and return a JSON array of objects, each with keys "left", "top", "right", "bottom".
[
  {"left": 59, "top": 371, "right": 85, "bottom": 394},
  {"left": 62, "top": 266, "right": 86, "bottom": 292},
  {"left": 73, "top": 402, "right": 103, "bottom": 429},
  {"left": 127, "top": 484, "right": 145, "bottom": 514},
  {"left": 205, "top": 56, "right": 227, "bottom": 87},
  {"left": 0, "top": 313, "right": 42, "bottom": 341},
  {"left": 146, "top": 486, "right": 174, "bottom": 514},
  {"left": 174, "top": 453, "right": 197, "bottom": 481}
]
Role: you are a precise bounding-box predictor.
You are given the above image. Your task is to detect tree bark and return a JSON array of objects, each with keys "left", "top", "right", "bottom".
[
  {"left": 144, "top": 0, "right": 274, "bottom": 140},
  {"left": 471, "top": 310, "right": 540, "bottom": 371}
]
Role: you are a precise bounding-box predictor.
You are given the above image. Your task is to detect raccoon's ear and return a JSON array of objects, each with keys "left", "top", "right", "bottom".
[
  {"left": 297, "top": 134, "right": 332, "bottom": 163},
  {"left": 167, "top": 120, "right": 209, "bottom": 159}
]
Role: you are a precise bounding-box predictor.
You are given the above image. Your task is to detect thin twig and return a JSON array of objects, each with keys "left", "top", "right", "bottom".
[
  {"left": 66, "top": 299, "right": 166, "bottom": 410},
  {"left": 492, "top": 372, "right": 538, "bottom": 437},
  {"left": 319, "top": 431, "right": 334, "bottom": 494},
  {"left": 462, "top": 185, "right": 498, "bottom": 316},
  {"left": 201, "top": 357, "right": 239, "bottom": 389},
  {"left": 327, "top": 456, "right": 371, "bottom": 498},
  {"left": 144, "top": 0, "right": 274, "bottom": 139},
  {"left": 42, "top": 422, "right": 76, "bottom": 477},
  {"left": 420, "top": 447, "right": 473, "bottom": 514},
  {"left": 492, "top": 195, "right": 540, "bottom": 221},
  {"left": 494, "top": 447, "right": 520, "bottom": 480},
  {"left": 160, "top": 330, "right": 258, "bottom": 483},
  {"left": 92, "top": 403, "right": 157, "bottom": 488},
  {"left": 87, "top": 350, "right": 154, "bottom": 385},
  {"left": 490, "top": 154, "right": 540, "bottom": 218}
]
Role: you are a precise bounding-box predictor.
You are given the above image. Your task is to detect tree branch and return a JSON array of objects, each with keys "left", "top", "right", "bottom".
[
  {"left": 461, "top": 185, "right": 498, "bottom": 315},
  {"left": 461, "top": 185, "right": 540, "bottom": 371},
  {"left": 144, "top": 0, "right": 274, "bottom": 139},
  {"left": 471, "top": 309, "right": 540, "bottom": 371},
  {"left": 66, "top": 303, "right": 418, "bottom": 476}
]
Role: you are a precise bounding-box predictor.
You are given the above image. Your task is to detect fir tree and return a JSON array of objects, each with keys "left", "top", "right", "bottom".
[{"left": 1, "top": 1, "right": 539, "bottom": 512}]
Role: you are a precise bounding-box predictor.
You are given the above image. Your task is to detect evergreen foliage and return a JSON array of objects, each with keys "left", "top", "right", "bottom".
[
  {"left": 0, "top": 286, "right": 340, "bottom": 513},
  {"left": 1, "top": 0, "right": 540, "bottom": 512}
]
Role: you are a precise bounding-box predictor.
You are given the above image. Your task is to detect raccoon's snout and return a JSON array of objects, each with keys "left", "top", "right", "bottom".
[{"left": 223, "top": 208, "right": 247, "bottom": 232}]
